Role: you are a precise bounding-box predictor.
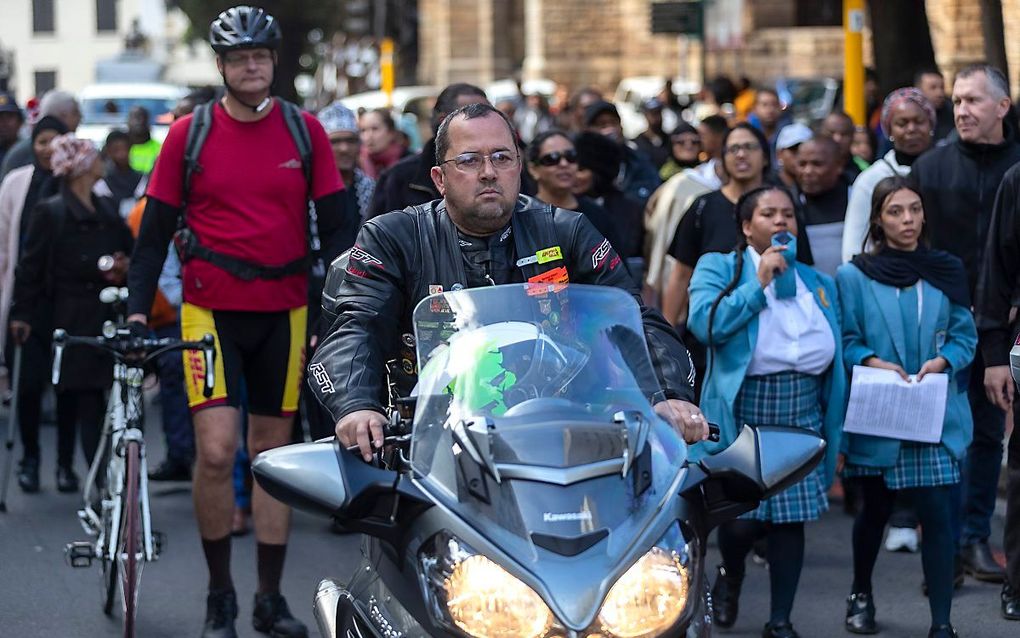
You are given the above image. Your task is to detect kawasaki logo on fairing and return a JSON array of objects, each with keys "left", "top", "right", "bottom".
[{"left": 543, "top": 511, "right": 593, "bottom": 522}]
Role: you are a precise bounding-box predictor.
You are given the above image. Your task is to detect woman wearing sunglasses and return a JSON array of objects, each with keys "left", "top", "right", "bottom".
[{"left": 526, "top": 130, "right": 623, "bottom": 256}]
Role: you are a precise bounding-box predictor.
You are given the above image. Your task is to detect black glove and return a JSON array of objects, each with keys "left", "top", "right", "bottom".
[{"left": 124, "top": 320, "right": 149, "bottom": 342}]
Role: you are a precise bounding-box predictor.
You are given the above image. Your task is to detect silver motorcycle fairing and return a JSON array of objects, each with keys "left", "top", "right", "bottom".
[{"left": 317, "top": 529, "right": 712, "bottom": 638}]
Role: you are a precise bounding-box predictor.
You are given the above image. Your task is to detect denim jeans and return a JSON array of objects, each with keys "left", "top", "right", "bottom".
[{"left": 152, "top": 323, "right": 194, "bottom": 463}]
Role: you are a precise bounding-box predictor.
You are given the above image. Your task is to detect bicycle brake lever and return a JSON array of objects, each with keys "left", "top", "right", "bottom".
[
  {"left": 201, "top": 334, "right": 215, "bottom": 398},
  {"left": 51, "top": 329, "right": 66, "bottom": 386}
]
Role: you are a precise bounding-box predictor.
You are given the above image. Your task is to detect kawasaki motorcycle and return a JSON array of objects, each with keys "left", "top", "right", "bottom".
[{"left": 253, "top": 283, "right": 825, "bottom": 638}]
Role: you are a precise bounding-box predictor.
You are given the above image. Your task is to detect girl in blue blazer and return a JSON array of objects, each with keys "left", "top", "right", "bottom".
[
  {"left": 836, "top": 175, "right": 974, "bottom": 638},
  {"left": 689, "top": 186, "right": 847, "bottom": 638}
]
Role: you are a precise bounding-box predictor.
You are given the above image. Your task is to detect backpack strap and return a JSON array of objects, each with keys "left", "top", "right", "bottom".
[
  {"left": 279, "top": 99, "right": 314, "bottom": 194},
  {"left": 182, "top": 102, "right": 213, "bottom": 215}
]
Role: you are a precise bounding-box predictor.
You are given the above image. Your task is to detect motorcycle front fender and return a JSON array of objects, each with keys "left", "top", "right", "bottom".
[{"left": 314, "top": 578, "right": 383, "bottom": 638}]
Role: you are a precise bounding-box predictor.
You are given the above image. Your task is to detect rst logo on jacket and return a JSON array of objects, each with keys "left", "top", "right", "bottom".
[
  {"left": 350, "top": 245, "right": 383, "bottom": 268},
  {"left": 309, "top": 362, "right": 335, "bottom": 394},
  {"left": 591, "top": 239, "right": 612, "bottom": 269}
]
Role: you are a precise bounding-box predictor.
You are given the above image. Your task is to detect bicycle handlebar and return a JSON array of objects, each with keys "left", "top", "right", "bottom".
[{"left": 52, "top": 323, "right": 217, "bottom": 398}]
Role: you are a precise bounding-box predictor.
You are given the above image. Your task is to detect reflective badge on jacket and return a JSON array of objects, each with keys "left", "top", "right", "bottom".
[{"left": 516, "top": 245, "right": 563, "bottom": 267}]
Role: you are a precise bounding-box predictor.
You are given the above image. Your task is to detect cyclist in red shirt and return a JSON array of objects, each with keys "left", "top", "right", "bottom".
[{"left": 126, "top": 7, "right": 356, "bottom": 637}]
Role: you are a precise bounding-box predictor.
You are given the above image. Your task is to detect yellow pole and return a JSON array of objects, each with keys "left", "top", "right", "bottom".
[
  {"left": 843, "top": 0, "right": 866, "bottom": 125},
  {"left": 381, "top": 37, "right": 395, "bottom": 108}
]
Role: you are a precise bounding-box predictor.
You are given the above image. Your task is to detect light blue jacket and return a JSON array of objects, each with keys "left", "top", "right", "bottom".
[
  {"left": 834, "top": 263, "right": 976, "bottom": 466},
  {"left": 688, "top": 251, "right": 847, "bottom": 487}
]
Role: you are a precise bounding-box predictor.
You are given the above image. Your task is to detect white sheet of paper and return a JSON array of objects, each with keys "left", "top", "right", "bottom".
[{"left": 842, "top": 365, "right": 948, "bottom": 443}]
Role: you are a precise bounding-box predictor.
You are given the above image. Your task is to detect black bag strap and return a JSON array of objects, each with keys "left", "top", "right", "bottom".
[
  {"left": 182, "top": 101, "right": 214, "bottom": 216},
  {"left": 279, "top": 100, "right": 314, "bottom": 193}
]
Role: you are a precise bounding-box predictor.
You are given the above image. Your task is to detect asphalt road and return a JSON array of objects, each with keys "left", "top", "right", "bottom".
[{"left": 0, "top": 409, "right": 1015, "bottom": 637}]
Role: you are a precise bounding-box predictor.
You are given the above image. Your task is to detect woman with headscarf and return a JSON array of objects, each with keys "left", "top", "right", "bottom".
[
  {"left": 0, "top": 115, "right": 68, "bottom": 492},
  {"left": 574, "top": 131, "right": 646, "bottom": 284},
  {"left": 837, "top": 176, "right": 973, "bottom": 638},
  {"left": 842, "top": 88, "right": 936, "bottom": 263},
  {"left": 8, "top": 134, "right": 133, "bottom": 492},
  {"left": 659, "top": 122, "right": 703, "bottom": 181}
]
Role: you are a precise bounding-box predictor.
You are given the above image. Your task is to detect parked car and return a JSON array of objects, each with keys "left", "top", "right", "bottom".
[
  {"left": 613, "top": 76, "right": 698, "bottom": 138},
  {"left": 775, "top": 76, "right": 841, "bottom": 127},
  {"left": 76, "top": 82, "right": 188, "bottom": 148},
  {"left": 336, "top": 85, "right": 441, "bottom": 151}
]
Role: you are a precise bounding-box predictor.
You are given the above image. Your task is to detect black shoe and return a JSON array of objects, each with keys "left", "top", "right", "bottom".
[
  {"left": 922, "top": 555, "right": 965, "bottom": 596},
  {"left": 711, "top": 564, "right": 743, "bottom": 629},
  {"left": 149, "top": 457, "right": 191, "bottom": 482},
  {"left": 56, "top": 466, "right": 79, "bottom": 493},
  {"left": 960, "top": 541, "right": 1005, "bottom": 583},
  {"left": 845, "top": 592, "right": 877, "bottom": 634},
  {"left": 17, "top": 457, "right": 39, "bottom": 493},
  {"left": 763, "top": 621, "right": 800, "bottom": 638},
  {"left": 927, "top": 624, "right": 958, "bottom": 638},
  {"left": 202, "top": 588, "right": 238, "bottom": 638},
  {"left": 253, "top": 592, "right": 308, "bottom": 637},
  {"left": 1003, "top": 584, "right": 1020, "bottom": 620}
]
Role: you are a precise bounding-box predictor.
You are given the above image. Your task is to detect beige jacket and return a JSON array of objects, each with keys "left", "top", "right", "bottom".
[{"left": 0, "top": 165, "right": 35, "bottom": 360}]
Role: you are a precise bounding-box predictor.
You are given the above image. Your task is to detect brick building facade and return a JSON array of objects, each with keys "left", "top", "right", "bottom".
[{"left": 416, "top": 0, "right": 1020, "bottom": 98}]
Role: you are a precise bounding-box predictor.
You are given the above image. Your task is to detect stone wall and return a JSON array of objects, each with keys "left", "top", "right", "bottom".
[{"left": 416, "top": 0, "right": 1020, "bottom": 99}]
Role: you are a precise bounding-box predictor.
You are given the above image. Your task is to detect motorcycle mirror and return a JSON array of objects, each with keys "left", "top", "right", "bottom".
[
  {"left": 697, "top": 425, "right": 825, "bottom": 530},
  {"left": 251, "top": 440, "right": 349, "bottom": 517},
  {"left": 252, "top": 438, "right": 428, "bottom": 539}
]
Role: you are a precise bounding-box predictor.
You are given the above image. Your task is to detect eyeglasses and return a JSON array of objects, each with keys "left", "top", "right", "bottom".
[
  {"left": 440, "top": 151, "right": 519, "bottom": 173},
  {"left": 222, "top": 50, "right": 274, "bottom": 66},
  {"left": 536, "top": 149, "right": 578, "bottom": 167},
  {"left": 725, "top": 141, "right": 762, "bottom": 155},
  {"left": 671, "top": 136, "right": 701, "bottom": 147}
]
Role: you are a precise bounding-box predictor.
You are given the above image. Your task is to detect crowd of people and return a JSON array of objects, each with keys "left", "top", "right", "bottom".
[{"left": 0, "top": 5, "right": 1018, "bottom": 638}]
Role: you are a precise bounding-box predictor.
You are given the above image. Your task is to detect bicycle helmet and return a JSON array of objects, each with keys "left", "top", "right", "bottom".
[{"left": 209, "top": 6, "right": 281, "bottom": 55}]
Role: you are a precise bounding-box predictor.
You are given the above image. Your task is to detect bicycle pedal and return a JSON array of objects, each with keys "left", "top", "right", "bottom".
[
  {"left": 152, "top": 531, "right": 166, "bottom": 558},
  {"left": 65, "top": 542, "right": 95, "bottom": 568}
]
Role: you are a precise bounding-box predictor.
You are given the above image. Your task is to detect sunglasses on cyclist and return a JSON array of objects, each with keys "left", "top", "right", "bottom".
[{"left": 536, "top": 149, "right": 578, "bottom": 167}]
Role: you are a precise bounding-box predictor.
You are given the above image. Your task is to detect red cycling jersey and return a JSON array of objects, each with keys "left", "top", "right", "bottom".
[{"left": 147, "top": 101, "right": 343, "bottom": 312}]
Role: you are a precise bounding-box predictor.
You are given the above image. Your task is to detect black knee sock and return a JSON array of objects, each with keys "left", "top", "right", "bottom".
[
  {"left": 717, "top": 519, "right": 765, "bottom": 579},
  {"left": 767, "top": 522, "right": 805, "bottom": 624},
  {"left": 852, "top": 477, "right": 896, "bottom": 594},
  {"left": 257, "top": 542, "right": 287, "bottom": 594},
  {"left": 910, "top": 486, "right": 955, "bottom": 627},
  {"left": 202, "top": 535, "right": 233, "bottom": 592}
]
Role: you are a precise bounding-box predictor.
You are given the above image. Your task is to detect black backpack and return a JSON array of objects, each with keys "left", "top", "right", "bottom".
[{"left": 175, "top": 98, "right": 323, "bottom": 281}]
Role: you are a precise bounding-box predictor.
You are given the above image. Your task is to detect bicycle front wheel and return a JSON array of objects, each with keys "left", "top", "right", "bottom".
[{"left": 119, "top": 439, "right": 142, "bottom": 638}]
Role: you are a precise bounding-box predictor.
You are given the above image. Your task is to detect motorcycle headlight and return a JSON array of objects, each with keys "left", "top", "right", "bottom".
[
  {"left": 421, "top": 532, "right": 555, "bottom": 638},
  {"left": 596, "top": 527, "right": 693, "bottom": 638}
]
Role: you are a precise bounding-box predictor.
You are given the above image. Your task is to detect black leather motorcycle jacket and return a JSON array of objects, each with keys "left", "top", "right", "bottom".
[{"left": 308, "top": 195, "right": 696, "bottom": 421}]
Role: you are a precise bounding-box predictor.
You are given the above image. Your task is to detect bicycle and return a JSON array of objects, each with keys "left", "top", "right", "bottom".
[{"left": 58, "top": 317, "right": 215, "bottom": 638}]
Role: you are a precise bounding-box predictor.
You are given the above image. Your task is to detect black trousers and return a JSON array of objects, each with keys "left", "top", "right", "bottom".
[{"left": 1007, "top": 404, "right": 1020, "bottom": 588}]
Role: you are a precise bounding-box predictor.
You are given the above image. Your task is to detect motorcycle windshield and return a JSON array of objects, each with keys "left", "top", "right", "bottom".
[{"left": 410, "top": 283, "right": 687, "bottom": 546}]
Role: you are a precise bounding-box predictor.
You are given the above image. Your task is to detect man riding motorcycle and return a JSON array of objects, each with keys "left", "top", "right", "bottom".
[{"left": 308, "top": 102, "right": 708, "bottom": 459}]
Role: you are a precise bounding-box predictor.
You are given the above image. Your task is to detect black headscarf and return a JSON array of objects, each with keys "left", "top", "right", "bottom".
[
  {"left": 22, "top": 116, "right": 69, "bottom": 229},
  {"left": 851, "top": 246, "right": 970, "bottom": 307},
  {"left": 669, "top": 122, "right": 701, "bottom": 168}
]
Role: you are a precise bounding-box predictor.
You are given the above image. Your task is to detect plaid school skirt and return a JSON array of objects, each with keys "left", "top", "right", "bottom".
[
  {"left": 734, "top": 371, "right": 828, "bottom": 524},
  {"left": 843, "top": 442, "right": 960, "bottom": 490}
]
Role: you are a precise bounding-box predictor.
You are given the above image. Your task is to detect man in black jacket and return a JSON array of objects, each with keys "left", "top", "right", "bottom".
[
  {"left": 368, "top": 83, "right": 489, "bottom": 218},
  {"left": 975, "top": 161, "right": 1020, "bottom": 620},
  {"left": 914, "top": 63, "right": 1020, "bottom": 584},
  {"left": 311, "top": 103, "right": 706, "bottom": 461}
]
